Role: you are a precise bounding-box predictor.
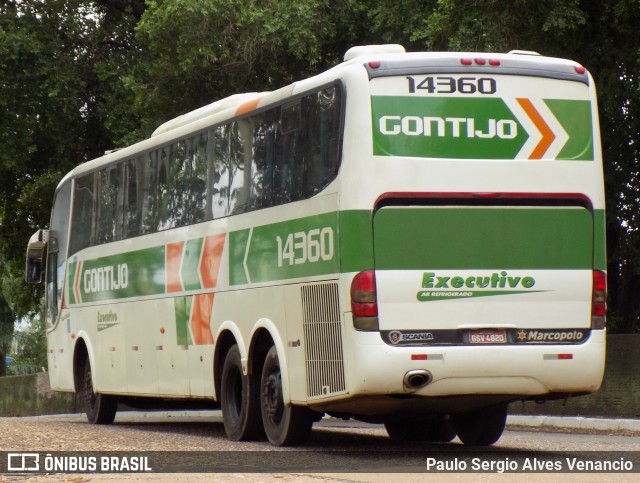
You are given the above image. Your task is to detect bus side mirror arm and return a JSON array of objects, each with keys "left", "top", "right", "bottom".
[{"left": 25, "top": 229, "right": 49, "bottom": 283}]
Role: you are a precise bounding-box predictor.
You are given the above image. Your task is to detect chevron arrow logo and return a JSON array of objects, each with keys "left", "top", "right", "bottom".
[{"left": 509, "top": 98, "right": 570, "bottom": 160}]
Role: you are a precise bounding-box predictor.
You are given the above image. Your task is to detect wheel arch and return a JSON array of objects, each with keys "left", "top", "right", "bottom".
[
  {"left": 213, "top": 323, "right": 245, "bottom": 401},
  {"left": 249, "top": 319, "right": 290, "bottom": 403},
  {"left": 72, "top": 333, "right": 94, "bottom": 393}
]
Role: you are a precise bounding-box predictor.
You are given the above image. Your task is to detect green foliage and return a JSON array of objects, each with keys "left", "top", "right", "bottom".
[
  {"left": 0, "top": 0, "right": 144, "bottom": 373},
  {"left": 129, "top": 0, "right": 368, "bottom": 137},
  {"left": 7, "top": 317, "right": 48, "bottom": 376}
]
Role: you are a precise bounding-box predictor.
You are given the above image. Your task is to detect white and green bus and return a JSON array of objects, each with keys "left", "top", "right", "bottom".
[{"left": 26, "top": 44, "right": 606, "bottom": 446}]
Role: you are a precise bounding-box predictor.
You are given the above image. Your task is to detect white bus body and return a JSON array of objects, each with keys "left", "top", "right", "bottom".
[{"left": 27, "top": 45, "right": 606, "bottom": 446}]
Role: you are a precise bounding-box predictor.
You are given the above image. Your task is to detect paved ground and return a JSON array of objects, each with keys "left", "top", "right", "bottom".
[{"left": 1, "top": 412, "right": 638, "bottom": 482}]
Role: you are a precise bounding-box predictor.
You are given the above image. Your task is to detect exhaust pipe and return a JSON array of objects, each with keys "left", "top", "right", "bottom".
[{"left": 403, "top": 369, "right": 433, "bottom": 391}]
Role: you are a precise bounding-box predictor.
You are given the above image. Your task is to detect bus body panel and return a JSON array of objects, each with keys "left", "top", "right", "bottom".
[{"left": 36, "top": 47, "right": 605, "bottom": 436}]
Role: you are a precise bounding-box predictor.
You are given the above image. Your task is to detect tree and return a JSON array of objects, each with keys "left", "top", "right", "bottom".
[
  {"left": 7, "top": 317, "right": 48, "bottom": 376},
  {"left": 0, "top": 0, "right": 144, "bottom": 374},
  {"left": 128, "top": 0, "right": 369, "bottom": 137}
]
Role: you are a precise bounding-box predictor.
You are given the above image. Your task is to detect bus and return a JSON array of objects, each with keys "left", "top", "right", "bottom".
[{"left": 26, "top": 44, "right": 606, "bottom": 446}]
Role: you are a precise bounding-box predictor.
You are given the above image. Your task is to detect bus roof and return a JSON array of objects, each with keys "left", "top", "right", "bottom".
[{"left": 55, "top": 45, "right": 591, "bottom": 190}]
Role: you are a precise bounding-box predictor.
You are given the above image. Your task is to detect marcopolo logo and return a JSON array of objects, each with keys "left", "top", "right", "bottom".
[
  {"left": 517, "top": 329, "right": 587, "bottom": 343},
  {"left": 417, "top": 271, "right": 539, "bottom": 302}
]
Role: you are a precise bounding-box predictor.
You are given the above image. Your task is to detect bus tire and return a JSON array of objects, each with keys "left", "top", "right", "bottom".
[
  {"left": 82, "top": 359, "right": 117, "bottom": 425},
  {"left": 260, "top": 346, "right": 314, "bottom": 446},
  {"left": 452, "top": 404, "right": 507, "bottom": 446},
  {"left": 220, "top": 344, "right": 264, "bottom": 441},
  {"left": 385, "top": 415, "right": 456, "bottom": 442}
]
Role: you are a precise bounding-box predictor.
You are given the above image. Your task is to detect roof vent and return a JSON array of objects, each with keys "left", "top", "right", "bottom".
[
  {"left": 151, "top": 92, "right": 264, "bottom": 137},
  {"left": 344, "top": 44, "right": 406, "bottom": 62},
  {"left": 508, "top": 50, "right": 541, "bottom": 56}
]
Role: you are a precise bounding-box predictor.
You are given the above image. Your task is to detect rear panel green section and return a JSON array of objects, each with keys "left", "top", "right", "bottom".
[
  {"left": 339, "top": 210, "right": 374, "bottom": 273},
  {"left": 374, "top": 206, "right": 594, "bottom": 270},
  {"left": 371, "top": 96, "right": 594, "bottom": 160}
]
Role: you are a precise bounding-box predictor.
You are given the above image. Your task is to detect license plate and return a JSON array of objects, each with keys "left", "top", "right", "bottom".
[{"left": 469, "top": 330, "right": 507, "bottom": 344}]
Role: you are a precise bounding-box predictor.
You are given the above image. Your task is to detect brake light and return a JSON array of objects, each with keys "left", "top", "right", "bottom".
[
  {"left": 460, "top": 58, "right": 500, "bottom": 66},
  {"left": 351, "top": 271, "right": 379, "bottom": 331},
  {"left": 591, "top": 270, "right": 606, "bottom": 329}
]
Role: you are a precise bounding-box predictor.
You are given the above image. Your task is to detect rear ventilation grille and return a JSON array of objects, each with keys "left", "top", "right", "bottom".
[{"left": 301, "top": 282, "right": 346, "bottom": 399}]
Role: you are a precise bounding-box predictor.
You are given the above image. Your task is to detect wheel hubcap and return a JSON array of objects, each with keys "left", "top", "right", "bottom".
[{"left": 262, "top": 371, "right": 283, "bottom": 422}]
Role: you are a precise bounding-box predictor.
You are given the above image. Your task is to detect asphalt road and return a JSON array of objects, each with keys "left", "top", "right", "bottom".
[{"left": 0, "top": 411, "right": 638, "bottom": 482}]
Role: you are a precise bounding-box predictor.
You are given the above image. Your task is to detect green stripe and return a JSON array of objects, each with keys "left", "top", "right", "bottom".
[
  {"left": 593, "top": 209, "right": 606, "bottom": 270},
  {"left": 371, "top": 96, "right": 595, "bottom": 161},
  {"left": 229, "top": 230, "right": 251, "bottom": 285},
  {"left": 68, "top": 261, "right": 77, "bottom": 304},
  {"left": 229, "top": 213, "right": 340, "bottom": 285},
  {"left": 372, "top": 96, "right": 527, "bottom": 159},
  {"left": 182, "top": 238, "right": 204, "bottom": 291},
  {"left": 174, "top": 296, "right": 193, "bottom": 345},
  {"left": 67, "top": 205, "right": 605, "bottom": 302},
  {"left": 545, "top": 99, "right": 594, "bottom": 160},
  {"left": 374, "top": 207, "right": 594, "bottom": 270},
  {"left": 79, "top": 247, "right": 165, "bottom": 303},
  {"left": 417, "top": 290, "right": 545, "bottom": 302},
  {"left": 339, "top": 210, "right": 374, "bottom": 272}
]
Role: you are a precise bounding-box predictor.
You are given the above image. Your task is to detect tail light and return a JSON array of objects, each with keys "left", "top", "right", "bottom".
[
  {"left": 351, "top": 271, "right": 379, "bottom": 331},
  {"left": 591, "top": 270, "right": 606, "bottom": 329}
]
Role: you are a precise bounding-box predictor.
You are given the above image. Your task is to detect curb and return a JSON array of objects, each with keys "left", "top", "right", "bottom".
[{"left": 507, "top": 414, "right": 640, "bottom": 433}]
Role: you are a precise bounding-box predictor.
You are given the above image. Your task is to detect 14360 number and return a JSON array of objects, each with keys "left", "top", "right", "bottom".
[{"left": 276, "top": 227, "right": 334, "bottom": 267}]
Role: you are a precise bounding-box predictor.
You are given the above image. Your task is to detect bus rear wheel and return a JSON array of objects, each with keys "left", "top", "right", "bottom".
[
  {"left": 385, "top": 415, "right": 456, "bottom": 442},
  {"left": 81, "top": 359, "right": 117, "bottom": 425},
  {"left": 452, "top": 404, "right": 507, "bottom": 446},
  {"left": 220, "top": 344, "right": 264, "bottom": 441},
  {"left": 260, "top": 346, "right": 314, "bottom": 446}
]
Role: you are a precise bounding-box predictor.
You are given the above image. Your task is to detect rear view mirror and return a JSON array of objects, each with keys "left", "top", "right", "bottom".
[{"left": 25, "top": 230, "right": 48, "bottom": 283}]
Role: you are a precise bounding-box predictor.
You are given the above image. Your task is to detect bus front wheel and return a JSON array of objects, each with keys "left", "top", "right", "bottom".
[
  {"left": 81, "top": 359, "right": 117, "bottom": 425},
  {"left": 260, "top": 346, "right": 314, "bottom": 446},
  {"left": 452, "top": 404, "right": 507, "bottom": 446},
  {"left": 220, "top": 344, "right": 264, "bottom": 441}
]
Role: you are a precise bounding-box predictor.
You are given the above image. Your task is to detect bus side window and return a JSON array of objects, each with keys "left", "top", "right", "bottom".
[
  {"left": 156, "top": 146, "right": 172, "bottom": 230},
  {"left": 96, "top": 164, "right": 124, "bottom": 244},
  {"left": 140, "top": 151, "right": 158, "bottom": 235},
  {"left": 302, "top": 86, "right": 341, "bottom": 198},
  {"left": 45, "top": 246, "right": 58, "bottom": 323},
  {"left": 211, "top": 125, "right": 230, "bottom": 218},
  {"left": 70, "top": 173, "right": 96, "bottom": 255},
  {"left": 228, "top": 121, "right": 247, "bottom": 215},
  {"left": 281, "top": 101, "right": 301, "bottom": 135},
  {"left": 125, "top": 158, "right": 141, "bottom": 237},
  {"left": 190, "top": 132, "right": 209, "bottom": 223}
]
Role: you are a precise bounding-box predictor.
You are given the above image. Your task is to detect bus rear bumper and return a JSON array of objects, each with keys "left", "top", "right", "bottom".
[{"left": 347, "top": 328, "right": 606, "bottom": 399}]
